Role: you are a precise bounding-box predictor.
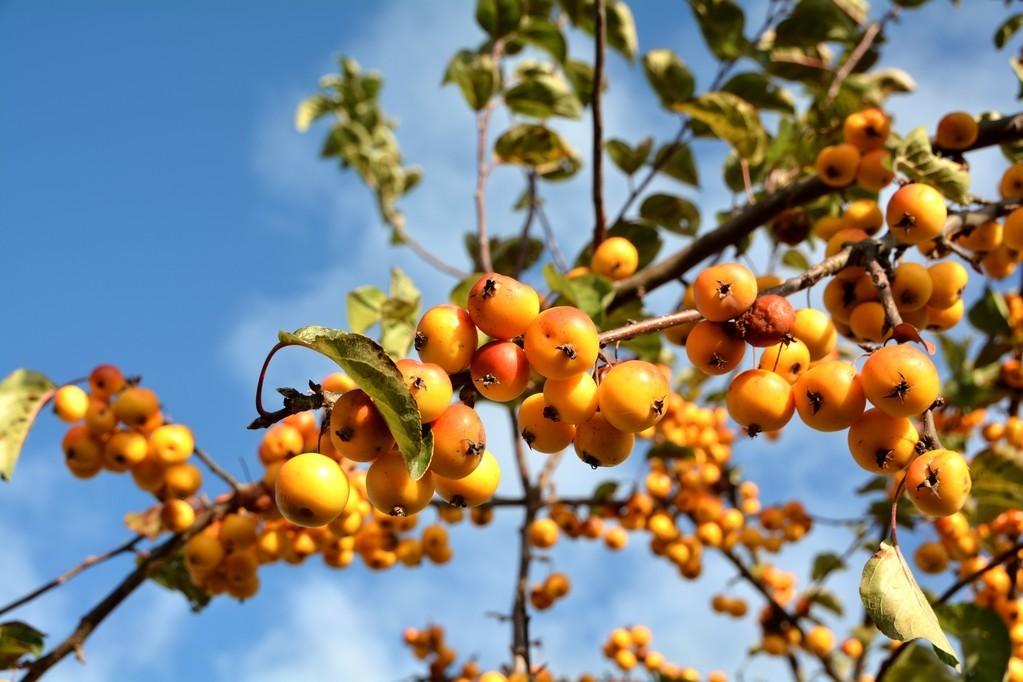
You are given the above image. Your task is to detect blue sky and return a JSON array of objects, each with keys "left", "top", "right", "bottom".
[{"left": 1, "top": 1, "right": 1020, "bottom": 680}]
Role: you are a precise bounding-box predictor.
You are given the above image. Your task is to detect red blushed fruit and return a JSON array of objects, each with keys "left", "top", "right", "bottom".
[
  {"left": 470, "top": 341, "right": 531, "bottom": 402},
  {"left": 735, "top": 295, "right": 795, "bottom": 347}
]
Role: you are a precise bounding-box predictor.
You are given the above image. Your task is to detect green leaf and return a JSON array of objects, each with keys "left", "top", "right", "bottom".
[
  {"left": 380, "top": 268, "right": 421, "bottom": 361},
  {"left": 450, "top": 273, "right": 485, "bottom": 308},
  {"left": 995, "top": 13, "right": 1023, "bottom": 49},
  {"left": 347, "top": 285, "right": 387, "bottom": 334},
  {"left": 0, "top": 369, "right": 55, "bottom": 482},
  {"left": 606, "top": 137, "right": 653, "bottom": 175},
  {"left": 811, "top": 552, "right": 845, "bottom": 581},
  {"left": 672, "top": 92, "right": 765, "bottom": 162},
  {"left": 279, "top": 327, "right": 431, "bottom": 479},
  {"left": 519, "top": 17, "right": 567, "bottom": 62},
  {"left": 970, "top": 445, "right": 1023, "bottom": 523},
  {"left": 295, "top": 94, "right": 337, "bottom": 133},
  {"left": 592, "top": 480, "right": 619, "bottom": 501},
  {"left": 476, "top": 0, "right": 523, "bottom": 38},
  {"left": 505, "top": 73, "right": 582, "bottom": 119},
  {"left": 781, "top": 248, "right": 810, "bottom": 271},
  {"left": 806, "top": 588, "right": 844, "bottom": 616},
  {"left": 653, "top": 143, "right": 699, "bottom": 186},
  {"left": 642, "top": 49, "right": 695, "bottom": 109},
  {"left": 543, "top": 264, "right": 615, "bottom": 325},
  {"left": 968, "top": 287, "right": 1013, "bottom": 336},
  {"left": 443, "top": 50, "right": 501, "bottom": 111},
  {"left": 935, "top": 603, "right": 1011, "bottom": 682},
  {"left": 859, "top": 540, "right": 959, "bottom": 669},
  {"left": 893, "top": 127, "right": 971, "bottom": 204},
  {"left": 833, "top": 0, "right": 868, "bottom": 24},
  {"left": 883, "top": 644, "right": 956, "bottom": 682},
  {"left": 0, "top": 621, "right": 45, "bottom": 669},
  {"left": 494, "top": 124, "right": 579, "bottom": 174},
  {"left": 605, "top": 1, "right": 638, "bottom": 61},
  {"left": 688, "top": 0, "right": 746, "bottom": 60},
  {"left": 148, "top": 551, "right": 212, "bottom": 612},
  {"left": 563, "top": 59, "right": 595, "bottom": 105},
  {"left": 1012, "top": 58, "right": 1023, "bottom": 100},
  {"left": 774, "top": 0, "right": 857, "bottom": 48},
  {"left": 721, "top": 72, "right": 795, "bottom": 113},
  {"left": 639, "top": 193, "right": 701, "bottom": 235},
  {"left": 465, "top": 235, "right": 544, "bottom": 275}
]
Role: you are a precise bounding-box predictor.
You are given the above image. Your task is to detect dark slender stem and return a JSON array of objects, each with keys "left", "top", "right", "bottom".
[
  {"left": 508, "top": 409, "right": 533, "bottom": 676},
  {"left": 515, "top": 172, "right": 540, "bottom": 277},
  {"left": 590, "top": 0, "right": 607, "bottom": 247},
  {"left": 254, "top": 341, "right": 289, "bottom": 418},
  {"left": 193, "top": 447, "right": 241, "bottom": 493},
  {"left": 0, "top": 536, "right": 144, "bottom": 618},
  {"left": 536, "top": 204, "right": 568, "bottom": 273},
  {"left": 824, "top": 11, "right": 896, "bottom": 106}
]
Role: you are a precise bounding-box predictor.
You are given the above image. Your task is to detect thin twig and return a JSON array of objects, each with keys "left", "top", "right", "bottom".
[
  {"left": 21, "top": 485, "right": 262, "bottom": 681},
  {"left": 394, "top": 224, "right": 468, "bottom": 278},
  {"left": 591, "top": 0, "right": 608, "bottom": 247},
  {"left": 193, "top": 447, "right": 241, "bottom": 493},
  {"left": 0, "top": 536, "right": 144, "bottom": 618},
  {"left": 536, "top": 203, "right": 569, "bottom": 272},
  {"left": 474, "top": 42, "right": 503, "bottom": 274},
  {"left": 253, "top": 341, "right": 290, "bottom": 418},
  {"left": 823, "top": 11, "right": 895, "bottom": 106},
  {"left": 515, "top": 172, "right": 540, "bottom": 277},
  {"left": 508, "top": 409, "right": 534, "bottom": 675}
]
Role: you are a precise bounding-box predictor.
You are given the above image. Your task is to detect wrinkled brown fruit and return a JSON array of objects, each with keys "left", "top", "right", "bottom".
[
  {"left": 771, "top": 209, "right": 812, "bottom": 246},
  {"left": 735, "top": 295, "right": 795, "bottom": 347}
]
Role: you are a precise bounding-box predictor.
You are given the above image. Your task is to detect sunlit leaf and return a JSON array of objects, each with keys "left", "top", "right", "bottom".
[
  {"left": 642, "top": 49, "right": 695, "bottom": 109},
  {"left": 936, "top": 603, "right": 1010, "bottom": 682},
  {"left": 0, "top": 621, "right": 45, "bottom": 669},
  {"left": 0, "top": 369, "right": 55, "bottom": 482},
  {"left": 672, "top": 92, "right": 766, "bottom": 162},
  {"left": 859, "top": 540, "right": 959, "bottom": 668}
]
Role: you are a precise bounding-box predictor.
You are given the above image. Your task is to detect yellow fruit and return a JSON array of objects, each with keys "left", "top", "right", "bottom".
[
  {"left": 542, "top": 373, "right": 599, "bottom": 425},
  {"left": 597, "top": 360, "right": 670, "bottom": 433},
  {"left": 365, "top": 449, "right": 435, "bottom": 517},
  {"left": 434, "top": 450, "right": 501, "bottom": 507},
  {"left": 149, "top": 424, "right": 195, "bottom": 465},
  {"left": 518, "top": 393, "right": 576, "bottom": 453},
  {"left": 275, "top": 452, "right": 350, "bottom": 527},
  {"left": 53, "top": 385, "right": 90, "bottom": 422},
  {"left": 591, "top": 236, "right": 639, "bottom": 280}
]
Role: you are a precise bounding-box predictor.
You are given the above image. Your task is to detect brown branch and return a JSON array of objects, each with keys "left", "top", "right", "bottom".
[
  {"left": 508, "top": 409, "right": 534, "bottom": 675},
  {"left": 515, "top": 172, "right": 540, "bottom": 277},
  {"left": 193, "top": 447, "right": 241, "bottom": 493},
  {"left": 599, "top": 234, "right": 862, "bottom": 345},
  {"left": 824, "top": 11, "right": 894, "bottom": 106},
  {"left": 611, "top": 175, "right": 833, "bottom": 303},
  {"left": 591, "top": 0, "right": 608, "bottom": 247},
  {"left": 248, "top": 385, "right": 325, "bottom": 430},
  {"left": 394, "top": 224, "right": 468, "bottom": 279},
  {"left": 474, "top": 42, "right": 504, "bottom": 274},
  {"left": 21, "top": 484, "right": 262, "bottom": 681},
  {"left": 934, "top": 111, "right": 1023, "bottom": 156},
  {"left": 0, "top": 536, "right": 144, "bottom": 619},
  {"left": 613, "top": 121, "right": 1023, "bottom": 306}
]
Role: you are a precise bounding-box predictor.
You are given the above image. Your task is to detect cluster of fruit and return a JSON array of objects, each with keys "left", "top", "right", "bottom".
[
  {"left": 528, "top": 571, "right": 571, "bottom": 611},
  {"left": 815, "top": 107, "right": 895, "bottom": 191},
  {"left": 600, "top": 625, "right": 724, "bottom": 681},
  {"left": 55, "top": 365, "right": 204, "bottom": 518}
]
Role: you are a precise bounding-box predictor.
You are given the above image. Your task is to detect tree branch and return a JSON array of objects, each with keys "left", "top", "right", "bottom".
[
  {"left": 21, "top": 484, "right": 262, "bottom": 681},
  {"left": 394, "top": 224, "right": 468, "bottom": 279},
  {"left": 0, "top": 536, "right": 144, "bottom": 619},
  {"left": 474, "top": 42, "right": 504, "bottom": 274},
  {"left": 193, "top": 447, "right": 242, "bottom": 493},
  {"left": 612, "top": 119, "right": 1023, "bottom": 306},
  {"left": 591, "top": 0, "right": 607, "bottom": 247}
]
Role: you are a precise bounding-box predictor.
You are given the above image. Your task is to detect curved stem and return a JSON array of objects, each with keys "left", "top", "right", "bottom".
[{"left": 254, "top": 341, "right": 290, "bottom": 418}]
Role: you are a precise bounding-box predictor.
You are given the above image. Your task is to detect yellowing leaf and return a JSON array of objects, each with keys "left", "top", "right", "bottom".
[
  {"left": 672, "top": 92, "right": 765, "bottom": 162},
  {"left": 0, "top": 369, "right": 56, "bottom": 482},
  {"left": 860, "top": 541, "right": 959, "bottom": 669}
]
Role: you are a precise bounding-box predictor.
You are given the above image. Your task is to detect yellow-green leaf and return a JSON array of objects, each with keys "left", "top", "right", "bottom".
[
  {"left": 672, "top": 92, "right": 765, "bottom": 162},
  {"left": 0, "top": 621, "right": 45, "bottom": 669},
  {"left": 893, "top": 127, "right": 970, "bottom": 203},
  {"left": 279, "top": 327, "right": 432, "bottom": 479},
  {"left": 295, "top": 94, "right": 337, "bottom": 133},
  {"left": 0, "top": 369, "right": 56, "bottom": 482},
  {"left": 642, "top": 49, "right": 695, "bottom": 109},
  {"left": 860, "top": 540, "right": 959, "bottom": 669}
]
